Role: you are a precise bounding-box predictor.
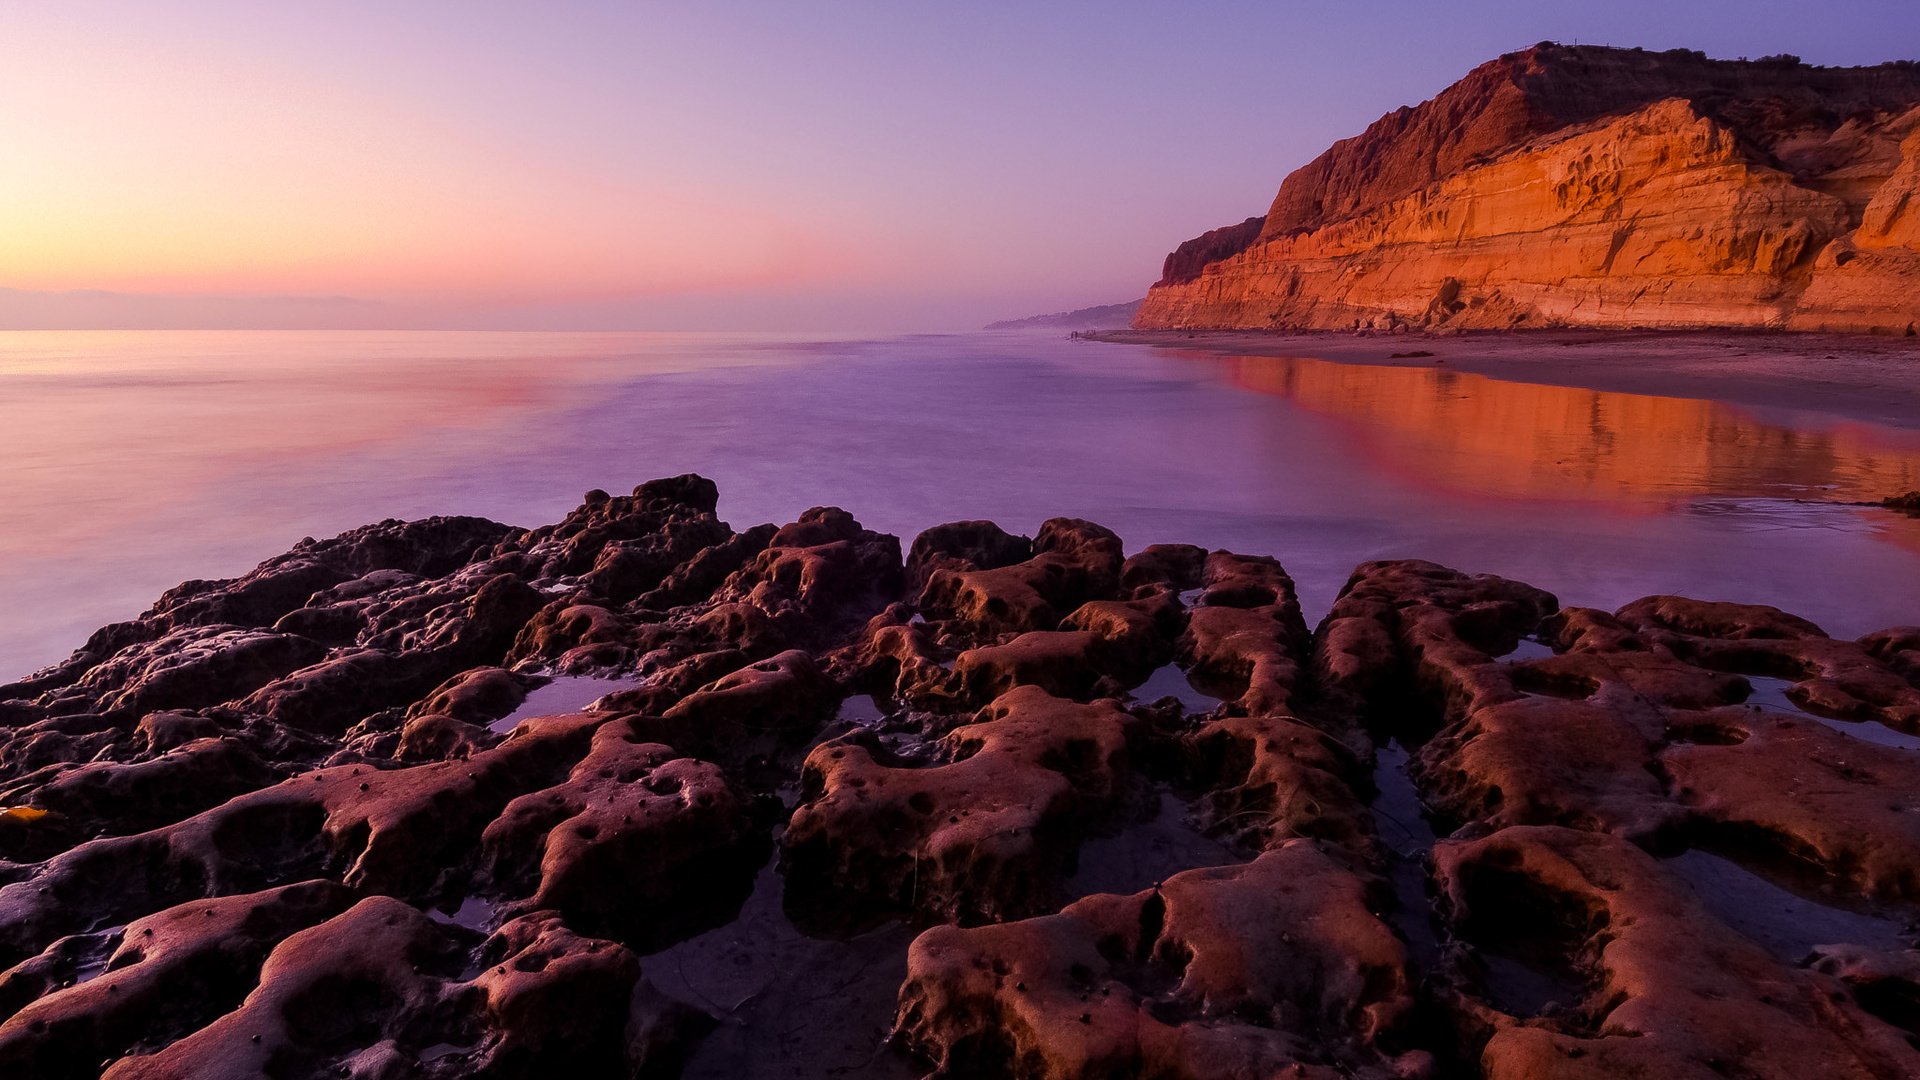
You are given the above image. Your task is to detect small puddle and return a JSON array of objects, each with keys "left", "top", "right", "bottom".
[
  {"left": 1128, "top": 664, "right": 1225, "bottom": 714},
  {"left": 1664, "top": 848, "right": 1915, "bottom": 961},
  {"left": 1177, "top": 588, "right": 1205, "bottom": 608},
  {"left": 1371, "top": 741, "right": 1442, "bottom": 970},
  {"left": 417, "top": 1041, "right": 481, "bottom": 1065},
  {"left": 837, "top": 694, "right": 886, "bottom": 726},
  {"left": 1480, "top": 953, "right": 1587, "bottom": 1018},
  {"left": 1065, "top": 789, "right": 1243, "bottom": 900},
  {"left": 646, "top": 849, "right": 920, "bottom": 1079},
  {"left": 427, "top": 895, "right": 499, "bottom": 933},
  {"left": 1497, "top": 637, "right": 1556, "bottom": 662},
  {"left": 68, "top": 926, "right": 125, "bottom": 988},
  {"left": 488, "top": 676, "right": 637, "bottom": 733},
  {"left": 1742, "top": 676, "right": 1920, "bottom": 751}
]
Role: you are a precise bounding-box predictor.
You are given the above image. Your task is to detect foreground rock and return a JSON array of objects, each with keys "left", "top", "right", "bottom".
[
  {"left": 2, "top": 475, "right": 1918, "bottom": 1077},
  {"left": 1137, "top": 44, "right": 1920, "bottom": 334}
]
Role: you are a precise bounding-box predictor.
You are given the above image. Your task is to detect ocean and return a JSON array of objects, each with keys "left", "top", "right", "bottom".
[{"left": 4, "top": 328, "right": 1919, "bottom": 680}]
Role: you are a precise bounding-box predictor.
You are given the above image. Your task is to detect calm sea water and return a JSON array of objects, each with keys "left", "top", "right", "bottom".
[{"left": 4, "top": 329, "right": 1920, "bottom": 680}]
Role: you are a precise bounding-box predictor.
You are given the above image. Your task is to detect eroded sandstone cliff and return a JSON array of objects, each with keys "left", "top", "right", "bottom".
[{"left": 1137, "top": 44, "right": 1920, "bottom": 333}]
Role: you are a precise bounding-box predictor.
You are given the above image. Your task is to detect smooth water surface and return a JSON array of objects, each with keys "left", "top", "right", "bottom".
[{"left": 5, "top": 329, "right": 1920, "bottom": 679}]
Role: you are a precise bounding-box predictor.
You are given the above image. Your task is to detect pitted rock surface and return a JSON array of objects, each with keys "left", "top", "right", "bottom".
[{"left": 2, "top": 474, "right": 1917, "bottom": 1077}]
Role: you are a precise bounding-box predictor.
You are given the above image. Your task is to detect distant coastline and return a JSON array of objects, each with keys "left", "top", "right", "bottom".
[{"left": 985, "top": 299, "right": 1141, "bottom": 332}]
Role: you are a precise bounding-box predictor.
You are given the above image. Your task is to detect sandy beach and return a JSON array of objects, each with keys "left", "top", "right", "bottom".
[{"left": 1088, "top": 329, "right": 1920, "bottom": 430}]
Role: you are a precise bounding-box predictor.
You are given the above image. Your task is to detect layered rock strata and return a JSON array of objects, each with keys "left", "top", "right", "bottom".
[
  {"left": 2, "top": 476, "right": 1918, "bottom": 1076},
  {"left": 1137, "top": 44, "right": 1920, "bottom": 333}
]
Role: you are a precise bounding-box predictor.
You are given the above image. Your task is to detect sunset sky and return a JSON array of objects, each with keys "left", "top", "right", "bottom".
[{"left": 5, "top": 1, "right": 1918, "bottom": 332}]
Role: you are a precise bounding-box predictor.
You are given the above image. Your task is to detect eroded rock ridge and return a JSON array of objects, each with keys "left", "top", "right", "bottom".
[{"left": 2, "top": 477, "right": 1919, "bottom": 1077}]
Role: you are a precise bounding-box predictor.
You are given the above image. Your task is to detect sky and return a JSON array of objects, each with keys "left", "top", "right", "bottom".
[{"left": 3, "top": 1, "right": 1918, "bottom": 332}]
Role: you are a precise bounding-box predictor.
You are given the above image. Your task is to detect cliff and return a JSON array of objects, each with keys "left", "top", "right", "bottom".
[{"left": 1136, "top": 44, "right": 1920, "bottom": 334}]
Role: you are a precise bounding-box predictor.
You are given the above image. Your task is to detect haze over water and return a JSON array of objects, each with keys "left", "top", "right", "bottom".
[{"left": 5, "top": 329, "right": 1920, "bottom": 680}]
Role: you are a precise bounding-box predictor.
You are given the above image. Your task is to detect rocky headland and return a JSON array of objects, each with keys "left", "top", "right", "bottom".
[
  {"left": 4, "top": 476, "right": 1920, "bottom": 1077},
  {"left": 1136, "top": 44, "right": 1920, "bottom": 334},
  {"left": 985, "top": 300, "right": 1142, "bottom": 332}
]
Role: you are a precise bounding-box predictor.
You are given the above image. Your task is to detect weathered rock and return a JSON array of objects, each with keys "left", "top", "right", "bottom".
[
  {"left": 712, "top": 506, "right": 903, "bottom": 641},
  {"left": 1436, "top": 826, "right": 1920, "bottom": 1079},
  {"left": 906, "top": 520, "right": 1033, "bottom": 593},
  {"left": 0, "top": 881, "right": 355, "bottom": 1080},
  {"left": 1618, "top": 595, "right": 1920, "bottom": 730},
  {"left": 407, "top": 666, "right": 540, "bottom": 726},
  {"left": 1180, "top": 552, "right": 1313, "bottom": 721},
  {"left": 783, "top": 686, "right": 1143, "bottom": 926},
  {"left": 3, "top": 479, "right": 1916, "bottom": 1076},
  {"left": 918, "top": 518, "right": 1124, "bottom": 640},
  {"left": 895, "top": 841, "right": 1420, "bottom": 1079},
  {"left": 1663, "top": 707, "right": 1920, "bottom": 899},
  {"left": 98, "top": 897, "right": 693, "bottom": 1080},
  {"left": 952, "top": 593, "right": 1180, "bottom": 705},
  {"left": 479, "top": 720, "right": 763, "bottom": 947},
  {"left": 1138, "top": 45, "right": 1920, "bottom": 333},
  {"left": 1185, "top": 714, "right": 1376, "bottom": 861}
]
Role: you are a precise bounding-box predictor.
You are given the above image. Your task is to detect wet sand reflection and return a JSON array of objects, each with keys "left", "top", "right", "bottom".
[{"left": 1211, "top": 352, "right": 1920, "bottom": 507}]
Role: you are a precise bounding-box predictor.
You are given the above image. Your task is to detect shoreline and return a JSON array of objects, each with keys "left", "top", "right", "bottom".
[{"left": 1086, "top": 329, "right": 1920, "bottom": 431}]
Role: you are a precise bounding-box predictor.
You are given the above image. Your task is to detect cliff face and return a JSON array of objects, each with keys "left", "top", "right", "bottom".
[{"left": 1136, "top": 45, "right": 1920, "bottom": 333}]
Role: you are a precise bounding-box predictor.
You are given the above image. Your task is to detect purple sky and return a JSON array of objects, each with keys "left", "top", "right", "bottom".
[{"left": 4, "top": 1, "right": 1917, "bottom": 331}]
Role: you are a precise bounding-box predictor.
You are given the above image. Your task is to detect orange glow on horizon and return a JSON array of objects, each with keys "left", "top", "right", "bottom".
[{"left": 0, "top": 32, "right": 858, "bottom": 306}]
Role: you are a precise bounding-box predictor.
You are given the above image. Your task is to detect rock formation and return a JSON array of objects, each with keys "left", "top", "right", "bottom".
[
  {"left": 1136, "top": 44, "right": 1920, "bottom": 334},
  {"left": 4, "top": 476, "right": 1920, "bottom": 1076}
]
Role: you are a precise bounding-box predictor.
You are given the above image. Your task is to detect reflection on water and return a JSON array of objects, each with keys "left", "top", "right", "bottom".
[
  {"left": 488, "top": 675, "right": 637, "bottom": 734},
  {"left": 1218, "top": 353, "right": 1920, "bottom": 506},
  {"left": 4, "top": 330, "right": 1920, "bottom": 678}
]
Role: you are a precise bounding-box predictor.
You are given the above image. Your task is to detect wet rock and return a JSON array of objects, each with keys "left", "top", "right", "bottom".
[
  {"left": 1186, "top": 715, "right": 1377, "bottom": 861},
  {"left": 0, "top": 881, "right": 355, "bottom": 1080},
  {"left": 895, "top": 841, "right": 1419, "bottom": 1079},
  {"left": 783, "top": 686, "right": 1143, "bottom": 927},
  {"left": 713, "top": 507, "right": 903, "bottom": 642},
  {"left": 1859, "top": 625, "right": 1920, "bottom": 684},
  {"left": 0, "top": 713, "right": 604, "bottom": 967},
  {"left": 1663, "top": 707, "right": 1920, "bottom": 899},
  {"left": 1179, "top": 553, "right": 1313, "bottom": 722},
  {"left": 918, "top": 519, "right": 1123, "bottom": 640},
  {"left": 99, "top": 897, "right": 683, "bottom": 1079},
  {"left": 832, "top": 604, "right": 957, "bottom": 707},
  {"left": 952, "top": 594, "right": 1179, "bottom": 705},
  {"left": 19, "top": 737, "right": 278, "bottom": 839},
  {"left": 407, "top": 667, "right": 541, "bottom": 727},
  {"left": 79, "top": 628, "right": 328, "bottom": 719},
  {"left": 479, "top": 721, "right": 763, "bottom": 948},
  {"left": 1419, "top": 694, "right": 1679, "bottom": 839},
  {"left": 635, "top": 523, "right": 779, "bottom": 611},
  {"left": 4, "top": 478, "right": 1916, "bottom": 1075},
  {"left": 1619, "top": 597, "right": 1920, "bottom": 731},
  {"left": 1436, "top": 825, "right": 1920, "bottom": 1079},
  {"left": 906, "top": 520, "right": 1033, "bottom": 593},
  {"left": 1118, "top": 542, "right": 1207, "bottom": 595},
  {"left": 642, "top": 649, "right": 841, "bottom": 761},
  {"left": 394, "top": 712, "right": 496, "bottom": 762}
]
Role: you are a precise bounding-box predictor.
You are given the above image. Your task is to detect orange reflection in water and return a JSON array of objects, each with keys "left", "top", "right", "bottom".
[
  {"left": 0, "top": 330, "right": 792, "bottom": 560},
  {"left": 1210, "top": 353, "right": 1920, "bottom": 508}
]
